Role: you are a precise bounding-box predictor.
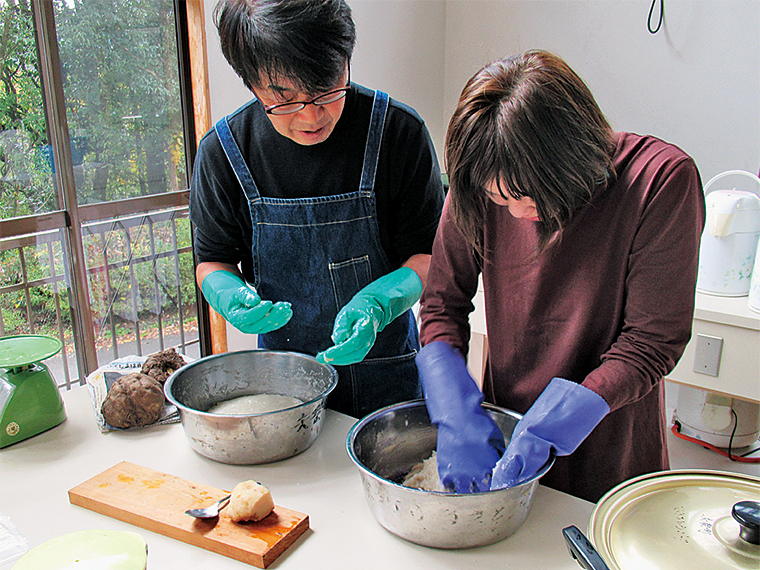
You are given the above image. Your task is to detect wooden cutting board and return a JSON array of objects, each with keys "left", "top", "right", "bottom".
[{"left": 68, "top": 461, "right": 309, "bottom": 568}]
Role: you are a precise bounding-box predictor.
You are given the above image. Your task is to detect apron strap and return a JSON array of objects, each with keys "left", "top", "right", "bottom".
[
  {"left": 359, "top": 91, "right": 389, "bottom": 193},
  {"left": 217, "top": 92, "right": 389, "bottom": 198},
  {"left": 215, "top": 115, "right": 261, "bottom": 200}
]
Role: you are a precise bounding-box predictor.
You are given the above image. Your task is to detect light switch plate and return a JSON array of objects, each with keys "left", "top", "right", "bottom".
[{"left": 693, "top": 334, "right": 723, "bottom": 377}]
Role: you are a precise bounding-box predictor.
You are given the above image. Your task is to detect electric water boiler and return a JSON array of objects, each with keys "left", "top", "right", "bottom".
[
  {"left": 696, "top": 170, "right": 760, "bottom": 296},
  {"left": 749, "top": 238, "right": 760, "bottom": 313}
]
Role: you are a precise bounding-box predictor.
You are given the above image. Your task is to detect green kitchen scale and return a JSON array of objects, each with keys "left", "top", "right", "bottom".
[{"left": 0, "top": 334, "right": 67, "bottom": 448}]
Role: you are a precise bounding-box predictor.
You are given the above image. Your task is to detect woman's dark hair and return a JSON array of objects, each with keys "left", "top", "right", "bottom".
[
  {"left": 214, "top": 0, "right": 356, "bottom": 94},
  {"left": 445, "top": 50, "right": 616, "bottom": 254}
]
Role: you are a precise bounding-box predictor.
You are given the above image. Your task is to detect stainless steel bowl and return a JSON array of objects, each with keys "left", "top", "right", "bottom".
[
  {"left": 347, "top": 399, "right": 554, "bottom": 549},
  {"left": 165, "top": 349, "right": 337, "bottom": 465}
]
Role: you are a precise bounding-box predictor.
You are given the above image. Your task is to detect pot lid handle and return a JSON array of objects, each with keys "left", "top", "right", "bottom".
[
  {"left": 733, "top": 501, "right": 760, "bottom": 545},
  {"left": 562, "top": 526, "right": 611, "bottom": 570}
]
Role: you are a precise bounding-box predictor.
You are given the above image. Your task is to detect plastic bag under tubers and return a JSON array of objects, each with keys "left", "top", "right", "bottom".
[{"left": 227, "top": 481, "right": 275, "bottom": 523}]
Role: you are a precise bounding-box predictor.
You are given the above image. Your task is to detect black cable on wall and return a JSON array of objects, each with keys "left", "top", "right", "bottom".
[{"left": 648, "top": 0, "right": 664, "bottom": 34}]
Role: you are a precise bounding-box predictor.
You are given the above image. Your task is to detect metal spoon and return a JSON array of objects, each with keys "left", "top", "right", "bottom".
[{"left": 185, "top": 495, "right": 231, "bottom": 519}]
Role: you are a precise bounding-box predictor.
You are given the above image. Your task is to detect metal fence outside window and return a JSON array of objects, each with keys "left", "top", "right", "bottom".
[{"left": 0, "top": 205, "right": 200, "bottom": 389}]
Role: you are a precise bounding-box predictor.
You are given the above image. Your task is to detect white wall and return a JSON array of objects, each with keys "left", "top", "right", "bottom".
[
  {"left": 204, "top": 0, "right": 759, "bottom": 187},
  {"left": 443, "top": 0, "right": 760, "bottom": 186},
  {"left": 351, "top": 0, "right": 447, "bottom": 154},
  {"left": 203, "top": 2, "right": 250, "bottom": 120}
]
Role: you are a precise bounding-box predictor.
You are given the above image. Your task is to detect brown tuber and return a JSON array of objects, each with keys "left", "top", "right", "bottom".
[
  {"left": 101, "top": 372, "right": 165, "bottom": 429},
  {"left": 141, "top": 347, "right": 186, "bottom": 384}
]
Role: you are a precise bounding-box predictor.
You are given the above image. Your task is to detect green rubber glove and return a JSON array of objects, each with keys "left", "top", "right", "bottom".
[
  {"left": 316, "top": 267, "right": 423, "bottom": 366},
  {"left": 201, "top": 270, "right": 292, "bottom": 335}
]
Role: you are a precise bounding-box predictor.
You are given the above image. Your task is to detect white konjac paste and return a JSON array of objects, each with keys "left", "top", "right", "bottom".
[
  {"left": 402, "top": 451, "right": 446, "bottom": 492},
  {"left": 208, "top": 393, "right": 302, "bottom": 414}
]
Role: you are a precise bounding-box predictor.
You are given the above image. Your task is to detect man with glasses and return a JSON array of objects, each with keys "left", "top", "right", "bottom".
[{"left": 190, "top": 0, "right": 444, "bottom": 418}]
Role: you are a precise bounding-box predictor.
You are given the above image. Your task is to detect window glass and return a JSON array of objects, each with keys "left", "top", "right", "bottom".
[
  {"left": 0, "top": 0, "right": 57, "bottom": 216},
  {"left": 56, "top": 0, "right": 187, "bottom": 203},
  {"left": 0, "top": 0, "right": 199, "bottom": 388}
]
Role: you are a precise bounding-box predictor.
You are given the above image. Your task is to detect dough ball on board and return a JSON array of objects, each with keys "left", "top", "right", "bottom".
[{"left": 227, "top": 480, "right": 275, "bottom": 523}]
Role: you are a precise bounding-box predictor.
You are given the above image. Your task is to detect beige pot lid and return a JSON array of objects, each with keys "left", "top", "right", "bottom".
[{"left": 589, "top": 470, "right": 760, "bottom": 570}]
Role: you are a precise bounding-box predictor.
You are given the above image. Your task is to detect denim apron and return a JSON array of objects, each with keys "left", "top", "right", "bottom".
[{"left": 214, "top": 90, "right": 421, "bottom": 418}]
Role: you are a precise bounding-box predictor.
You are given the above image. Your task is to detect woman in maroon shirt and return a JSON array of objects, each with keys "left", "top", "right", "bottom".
[{"left": 416, "top": 50, "right": 705, "bottom": 502}]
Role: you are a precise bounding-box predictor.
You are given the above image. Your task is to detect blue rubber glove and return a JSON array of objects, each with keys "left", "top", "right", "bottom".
[
  {"left": 316, "top": 267, "right": 422, "bottom": 366},
  {"left": 416, "top": 341, "right": 505, "bottom": 493},
  {"left": 201, "top": 270, "right": 292, "bottom": 335},
  {"left": 490, "top": 377, "right": 609, "bottom": 489}
]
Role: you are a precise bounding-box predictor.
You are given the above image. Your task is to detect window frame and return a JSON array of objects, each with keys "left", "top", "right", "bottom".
[{"left": 0, "top": 0, "right": 214, "bottom": 381}]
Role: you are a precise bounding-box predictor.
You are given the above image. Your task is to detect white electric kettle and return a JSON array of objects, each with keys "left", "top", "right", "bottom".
[
  {"left": 749, "top": 239, "right": 760, "bottom": 313},
  {"left": 696, "top": 170, "right": 760, "bottom": 297}
]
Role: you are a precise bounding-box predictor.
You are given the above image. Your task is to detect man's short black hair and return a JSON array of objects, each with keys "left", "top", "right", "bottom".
[{"left": 214, "top": 0, "right": 356, "bottom": 94}]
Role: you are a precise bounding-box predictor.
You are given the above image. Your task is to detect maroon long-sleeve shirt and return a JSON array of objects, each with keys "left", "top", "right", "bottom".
[{"left": 420, "top": 132, "right": 705, "bottom": 502}]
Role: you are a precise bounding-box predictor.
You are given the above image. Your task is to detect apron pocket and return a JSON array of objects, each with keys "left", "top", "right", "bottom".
[{"left": 328, "top": 255, "right": 372, "bottom": 310}]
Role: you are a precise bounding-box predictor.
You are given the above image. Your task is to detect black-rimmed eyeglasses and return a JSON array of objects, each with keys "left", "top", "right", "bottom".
[{"left": 263, "top": 71, "right": 351, "bottom": 116}]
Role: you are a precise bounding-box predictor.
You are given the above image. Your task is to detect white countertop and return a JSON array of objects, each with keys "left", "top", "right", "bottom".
[
  {"left": 0, "top": 386, "right": 596, "bottom": 570},
  {"left": 693, "top": 291, "right": 760, "bottom": 331}
]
